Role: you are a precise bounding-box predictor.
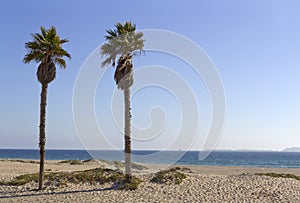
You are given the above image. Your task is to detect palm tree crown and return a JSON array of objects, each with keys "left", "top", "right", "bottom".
[
  {"left": 23, "top": 26, "right": 71, "bottom": 84},
  {"left": 100, "top": 21, "right": 144, "bottom": 83}
]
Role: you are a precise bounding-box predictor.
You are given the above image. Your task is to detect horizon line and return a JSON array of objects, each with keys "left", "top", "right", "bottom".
[{"left": 0, "top": 147, "right": 299, "bottom": 152}]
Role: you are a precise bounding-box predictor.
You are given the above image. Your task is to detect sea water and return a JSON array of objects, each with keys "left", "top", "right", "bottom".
[{"left": 0, "top": 149, "right": 299, "bottom": 168}]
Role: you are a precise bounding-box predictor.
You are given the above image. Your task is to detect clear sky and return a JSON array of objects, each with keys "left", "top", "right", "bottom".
[{"left": 0, "top": 0, "right": 299, "bottom": 151}]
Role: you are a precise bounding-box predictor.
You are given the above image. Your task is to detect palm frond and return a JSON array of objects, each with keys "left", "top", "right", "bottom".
[
  {"left": 23, "top": 51, "right": 44, "bottom": 63},
  {"left": 40, "top": 27, "right": 47, "bottom": 38},
  {"left": 23, "top": 53, "right": 37, "bottom": 63},
  {"left": 105, "top": 29, "right": 117, "bottom": 40},
  {"left": 32, "top": 33, "right": 44, "bottom": 44},
  {"left": 101, "top": 56, "right": 115, "bottom": 67},
  {"left": 54, "top": 58, "right": 67, "bottom": 68},
  {"left": 55, "top": 47, "right": 71, "bottom": 59},
  {"left": 60, "top": 38, "right": 69, "bottom": 44}
]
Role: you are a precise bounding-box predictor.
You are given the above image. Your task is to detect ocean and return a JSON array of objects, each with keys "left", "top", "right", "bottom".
[{"left": 0, "top": 149, "right": 299, "bottom": 168}]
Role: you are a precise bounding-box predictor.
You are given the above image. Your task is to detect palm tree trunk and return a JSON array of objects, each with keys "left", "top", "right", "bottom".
[
  {"left": 38, "top": 83, "right": 48, "bottom": 190},
  {"left": 124, "top": 87, "right": 132, "bottom": 183}
]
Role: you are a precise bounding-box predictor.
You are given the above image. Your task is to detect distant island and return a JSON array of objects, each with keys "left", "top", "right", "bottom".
[{"left": 282, "top": 147, "right": 300, "bottom": 152}]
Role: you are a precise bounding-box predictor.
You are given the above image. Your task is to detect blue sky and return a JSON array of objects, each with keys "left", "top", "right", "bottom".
[{"left": 0, "top": 0, "right": 299, "bottom": 150}]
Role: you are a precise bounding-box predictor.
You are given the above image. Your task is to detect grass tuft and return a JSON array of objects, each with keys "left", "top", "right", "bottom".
[
  {"left": 0, "top": 159, "right": 39, "bottom": 164},
  {"left": 82, "top": 158, "right": 98, "bottom": 163},
  {"left": 131, "top": 162, "right": 148, "bottom": 170},
  {"left": 151, "top": 167, "right": 187, "bottom": 185},
  {"left": 58, "top": 160, "right": 83, "bottom": 165},
  {"left": 5, "top": 174, "right": 39, "bottom": 186},
  {"left": 113, "top": 161, "right": 124, "bottom": 168},
  {"left": 255, "top": 173, "right": 300, "bottom": 181},
  {"left": 117, "top": 176, "right": 142, "bottom": 190}
]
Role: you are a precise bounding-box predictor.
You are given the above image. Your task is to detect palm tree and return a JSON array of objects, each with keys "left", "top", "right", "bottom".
[
  {"left": 100, "top": 22, "right": 144, "bottom": 182},
  {"left": 23, "top": 26, "right": 71, "bottom": 190}
]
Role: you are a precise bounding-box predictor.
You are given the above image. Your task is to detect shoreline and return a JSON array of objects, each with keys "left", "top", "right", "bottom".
[{"left": 1, "top": 159, "right": 300, "bottom": 202}]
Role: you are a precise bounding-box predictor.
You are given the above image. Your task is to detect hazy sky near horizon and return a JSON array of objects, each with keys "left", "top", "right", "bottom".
[{"left": 0, "top": 0, "right": 300, "bottom": 151}]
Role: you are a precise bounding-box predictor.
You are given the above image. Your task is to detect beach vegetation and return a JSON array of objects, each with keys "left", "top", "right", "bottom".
[
  {"left": 131, "top": 162, "right": 148, "bottom": 170},
  {"left": 59, "top": 160, "right": 83, "bottom": 165},
  {"left": 83, "top": 158, "right": 100, "bottom": 163},
  {"left": 112, "top": 160, "right": 148, "bottom": 170},
  {"left": 0, "top": 159, "right": 39, "bottom": 164},
  {"left": 0, "top": 167, "right": 142, "bottom": 190},
  {"left": 117, "top": 176, "right": 141, "bottom": 190},
  {"left": 2, "top": 173, "right": 39, "bottom": 186},
  {"left": 113, "top": 160, "right": 124, "bottom": 168},
  {"left": 151, "top": 167, "right": 187, "bottom": 184},
  {"left": 255, "top": 173, "right": 300, "bottom": 181}
]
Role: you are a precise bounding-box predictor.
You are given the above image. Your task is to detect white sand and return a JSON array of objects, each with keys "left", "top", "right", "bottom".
[{"left": 0, "top": 159, "right": 299, "bottom": 202}]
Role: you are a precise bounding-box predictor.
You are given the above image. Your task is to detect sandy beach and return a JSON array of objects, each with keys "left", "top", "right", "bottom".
[{"left": 0, "top": 159, "right": 299, "bottom": 203}]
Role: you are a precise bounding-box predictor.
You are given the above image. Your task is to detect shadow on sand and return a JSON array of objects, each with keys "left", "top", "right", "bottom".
[{"left": 0, "top": 184, "right": 120, "bottom": 199}]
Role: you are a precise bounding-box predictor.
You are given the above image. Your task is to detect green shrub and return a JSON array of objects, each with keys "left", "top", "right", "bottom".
[
  {"left": 118, "top": 177, "right": 142, "bottom": 190},
  {"left": 4, "top": 174, "right": 39, "bottom": 186},
  {"left": 255, "top": 173, "right": 300, "bottom": 180},
  {"left": 59, "top": 160, "right": 83, "bottom": 165},
  {"left": 151, "top": 167, "right": 187, "bottom": 185}
]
